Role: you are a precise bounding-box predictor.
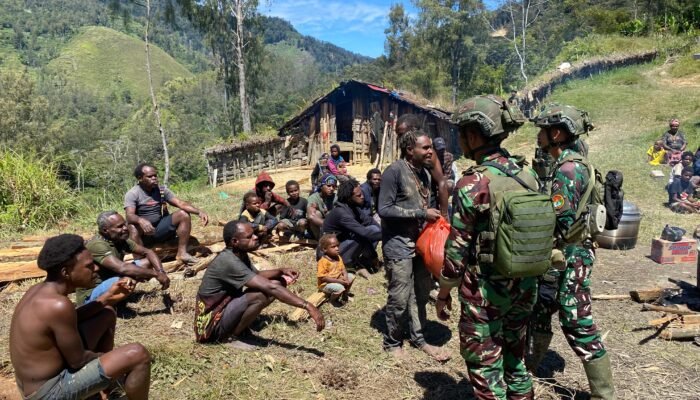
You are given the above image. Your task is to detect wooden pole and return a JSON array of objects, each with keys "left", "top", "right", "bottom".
[
  {"left": 376, "top": 121, "right": 389, "bottom": 169},
  {"left": 641, "top": 303, "right": 699, "bottom": 315}
]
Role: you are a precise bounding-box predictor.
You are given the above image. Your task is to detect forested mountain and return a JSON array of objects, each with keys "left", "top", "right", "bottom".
[{"left": 0, "top": 0, "right": 697, "bottom": 201}]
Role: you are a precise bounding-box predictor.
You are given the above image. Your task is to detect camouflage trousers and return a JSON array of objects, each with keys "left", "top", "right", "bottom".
[
  {"left": 531, "top": 244, "right": 606, "bottom": 362},
  {"left": 459, "top": 269, "right": 537, "bottom": 400}
]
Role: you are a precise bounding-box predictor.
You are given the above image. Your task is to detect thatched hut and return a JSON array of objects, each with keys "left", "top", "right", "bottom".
[{"left": 205, "top": 80, "right": 456, "bottom": 186}]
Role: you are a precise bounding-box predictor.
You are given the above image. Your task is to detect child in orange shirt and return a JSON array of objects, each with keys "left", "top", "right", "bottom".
[{"left": 317, "top": 233, "right": 354, "bottom": 303}]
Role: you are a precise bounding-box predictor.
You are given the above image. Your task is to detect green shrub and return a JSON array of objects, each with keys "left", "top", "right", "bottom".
[{"left": 0, "top": 150, "right": 79, "bottom": 231}]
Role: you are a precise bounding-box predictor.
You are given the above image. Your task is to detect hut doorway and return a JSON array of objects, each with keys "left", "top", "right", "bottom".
[{"left": 336, "top": 100, "right": 353, "bottom": 142}]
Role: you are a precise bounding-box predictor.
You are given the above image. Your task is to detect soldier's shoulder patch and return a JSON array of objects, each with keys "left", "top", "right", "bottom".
[{"left": 551, "top": 194, "right": 565, "bottom": 210}]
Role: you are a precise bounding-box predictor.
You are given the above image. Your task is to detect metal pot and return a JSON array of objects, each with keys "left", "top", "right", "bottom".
[{"left": 596, "top": 201, "right": 642, "bottom": 250}]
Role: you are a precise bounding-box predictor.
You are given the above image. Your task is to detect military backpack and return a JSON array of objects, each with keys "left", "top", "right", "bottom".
[{"left": 476, "top": 161, "right": 557, "bottom": 278}]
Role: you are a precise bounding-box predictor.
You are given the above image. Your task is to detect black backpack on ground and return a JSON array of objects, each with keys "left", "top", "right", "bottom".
[{"left": 603, "top": 170, "right": 624, "bottom": 230}]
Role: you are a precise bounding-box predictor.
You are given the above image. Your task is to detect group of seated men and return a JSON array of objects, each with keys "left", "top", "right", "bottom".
[
  {"left": 9, "top": 116, "right": 461, "bottom": 398},
  {"left": 646, "top": 119, "right": 700, "bottom": 213}
]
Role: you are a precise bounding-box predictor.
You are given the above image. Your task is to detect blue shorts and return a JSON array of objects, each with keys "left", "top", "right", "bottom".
[
  {"left": 321, "top": 273, "right": 355, "bottom": 294},
  {"left": 20, "top": 358, "right": 112, "bottom": 400},
  {"left": 86, "top": 260, "right": 144, "bottom": 304}
]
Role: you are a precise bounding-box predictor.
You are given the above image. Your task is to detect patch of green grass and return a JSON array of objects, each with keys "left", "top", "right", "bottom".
[
  {"left": 668, "top": 49, "right": 700, "bottom": 78},
  {"left": 553, "top": 34, "right": 693, "bottom": 66},
  {"left": 47, "top": 26, "right": 193, "bottom": 102}
]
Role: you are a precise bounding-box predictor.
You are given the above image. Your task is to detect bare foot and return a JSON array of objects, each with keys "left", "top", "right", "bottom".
[
  {"left": 386, "top": 346, "right": 407, "bottom": 360},
  {"left": 177, "top": 254, "right": 200, "bottom": 266},
  {"left": 356, "top": 268, "right": 370, "bottom": 279},
  {"left": 226, "top": 339, "right": 258, "bottom": 351},
  {"left": 420, "top": 344, "right": 451, "bottom": 362}
]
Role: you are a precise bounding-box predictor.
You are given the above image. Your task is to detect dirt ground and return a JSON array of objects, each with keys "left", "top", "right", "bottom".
[{"left": 1, "top": 242, "right": 697, "bottom": 400}]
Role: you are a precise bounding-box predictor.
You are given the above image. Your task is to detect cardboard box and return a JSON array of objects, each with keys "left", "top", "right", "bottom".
[{"left": 650, "top": 237, "right": 698, "bottom": 264}]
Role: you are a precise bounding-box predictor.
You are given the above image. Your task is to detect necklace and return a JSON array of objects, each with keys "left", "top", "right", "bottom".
[{"left": 404, "top": 159, "right": 429, "bottom": 208}]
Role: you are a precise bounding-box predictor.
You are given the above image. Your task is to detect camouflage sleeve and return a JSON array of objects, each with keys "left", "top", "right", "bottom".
[
  {"left": 440, "top": 173, "right": 490, "bottom": 288},
  {"left": 550, "top": 161, "right": 588, "bottom": 230}
]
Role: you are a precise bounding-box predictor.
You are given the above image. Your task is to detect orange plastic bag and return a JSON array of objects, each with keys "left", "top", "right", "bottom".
[{"left": 416, "top": 217, "right": 451, "bottom": 277}]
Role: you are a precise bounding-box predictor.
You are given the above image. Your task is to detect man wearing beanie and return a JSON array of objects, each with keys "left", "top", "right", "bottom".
[{"left": 9, "top": 234, "right": 152, "bottom": 400}]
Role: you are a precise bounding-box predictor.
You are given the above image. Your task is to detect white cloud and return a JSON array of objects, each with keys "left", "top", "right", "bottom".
[{"left": 259, "top": 0, "right": 389, "bottom": 37}]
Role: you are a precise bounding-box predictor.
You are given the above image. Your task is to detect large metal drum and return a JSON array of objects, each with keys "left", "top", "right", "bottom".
[{"left": 596, "top": 201, "right": 642, "bottom": 250}]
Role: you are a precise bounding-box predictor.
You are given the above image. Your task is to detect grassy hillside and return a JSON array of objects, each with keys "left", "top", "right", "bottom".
[
  {"left": 505, "top": 56, "right": 700, "bottom": 244},
  {"left": 47, "top": 26, "right": 193, "bottom": 102}
]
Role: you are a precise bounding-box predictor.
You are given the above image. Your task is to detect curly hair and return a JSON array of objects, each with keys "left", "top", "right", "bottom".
[
  {"left": 396, "top": 114, "right": 420, "bottom": 132},
  {"left": 223, "top": 220, "right": 248, "bottom": 245},
  {"left": 399, "top": 129, "right": 429, "bottom": 158},
  {"left": 134, "top": 162, "right": 155, "bottom": 179},
  {"left": 366, "top": 168, "right": 381, "bottom": 181},
  {"left": 243, "top": 191, "right": 259, "bottom": 204},
  {"left": 319, "top": 233, "right": 338, "bottom": 253},
  {"left": 336, "top": 178, "right": 360, "bottom": 204},
  {"left": 38, "top": 234, "right": 86, "bottom": 272}
]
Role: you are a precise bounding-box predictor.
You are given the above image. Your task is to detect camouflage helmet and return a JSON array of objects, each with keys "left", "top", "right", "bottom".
[
  {"left": 531, "top": 103, "right": 594, "bottom": 136},
  {"left": 452, "top": 95, "right": 525, "bottom": 138}
]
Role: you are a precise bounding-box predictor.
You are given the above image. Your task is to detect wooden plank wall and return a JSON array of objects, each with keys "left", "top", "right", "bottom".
[{"left": 208, "top": 134, "right": 309, "bottom": 186}]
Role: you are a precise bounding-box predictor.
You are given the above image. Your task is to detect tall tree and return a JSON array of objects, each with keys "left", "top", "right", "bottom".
[
  {"left": 144, "top": 0, "right": 171, "bottom": 183},
  {"left": 385, "top": 4, "right": 412, "bottom": 67},
  {"left": 415, "top": 0, "right": 486, "bottom": 106},
  {"left": 180, "top": 0, "right": 263, "bottom": 135},
  {"left": 493, "top": 0, "right": 548, "bottom": 84}
]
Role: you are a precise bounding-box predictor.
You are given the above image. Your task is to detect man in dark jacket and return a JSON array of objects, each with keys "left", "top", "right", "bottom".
[
  {"left": 378, "top": 128, "right": 449, "bottom": 362},
  {"left": 359, "top": 168, "right": 382, "bottom": 221},
  {"left": 321, "top": 178, "right": 381, "bottom": 277},
  {"left": 251, "top": 171, "right": 289, "bottom": 217}
]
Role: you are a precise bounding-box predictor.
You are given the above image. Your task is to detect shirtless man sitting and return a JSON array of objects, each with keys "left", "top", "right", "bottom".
[{"left": 10, "top": 234, "right": 152, "bottom": 400}]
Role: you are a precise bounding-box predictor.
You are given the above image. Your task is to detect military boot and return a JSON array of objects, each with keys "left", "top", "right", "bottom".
[{"left": 583, "top": 353, "right": 615, "bottom": 400}]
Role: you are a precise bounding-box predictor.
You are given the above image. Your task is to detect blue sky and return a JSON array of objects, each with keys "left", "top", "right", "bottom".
[{"left": 258, "top": 0, "right": 499, "bottom": 58}]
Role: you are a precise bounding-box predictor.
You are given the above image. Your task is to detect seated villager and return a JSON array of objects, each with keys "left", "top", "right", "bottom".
[
  {"left": 321, "top": 178, "right": 382, "bottom": 278},
  {"left": 647, "top": 140, "right": 666, "bottom": 166},
  {"left": 310, "top": 153, "right": 331, "bottom": 192},
  {"left": 126, "top": 163, "right": 209, "bottom": 265},
  {"left": 10, "top": 234, "right": 151, "bottom": 400},
  {"left": 194, "top": 221, "right": 325, "bottom": 350},
  {"left": 317, "top": 233, "right": 354, "bottom": 305},
  {"left": 669, "top": 167, "right": 700, "bottom": 213},
  {"left": 77, "top": 211, "right": 170, "bottom": 305},
  {"left": 668, "top": 151, "right": 695, "bottom": 186},
  {"left": 307, "top": 174, "right": 337, "bottom": 240},
  {"left": 239, "top": 192, "right": 280, "bottom": 242},
  {"left": 359, "top": 168, "right": 382, "bottom": 221},
  {"left": 248, "top": 171, "right": 289, "bottom": 217},
  {"left": 661, "top": 118, "right": 687, "bottom": 163},
  {"left": 278, "top": 180, "right": 308, "bottom": 240},
  {"left": 327, "top": 144, "right": 346, "bottom": 176}
]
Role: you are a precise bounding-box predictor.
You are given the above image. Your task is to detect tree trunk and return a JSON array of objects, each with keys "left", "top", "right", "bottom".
[
  {"left": 233, "top": 0, "right": 252, "bottom": 134},
  {"left": 145, "top": 0, "right": 170, "bottom": 183}
]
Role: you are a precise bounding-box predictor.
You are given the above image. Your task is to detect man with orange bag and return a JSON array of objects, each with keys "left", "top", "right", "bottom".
[
  {"left": 436, "top": 95, "right": 539, "bottom": 399},
  {"left": 378, "top": 128, "right": 450, "bottom": 362}
]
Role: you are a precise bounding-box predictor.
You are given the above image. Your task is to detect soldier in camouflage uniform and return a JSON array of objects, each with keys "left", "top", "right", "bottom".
[
  {"left": 436, "top": 95, "right": 537, "bottom": 400},
  {"left": 528, "top": 104, "right": 614, "bottom": 400}
]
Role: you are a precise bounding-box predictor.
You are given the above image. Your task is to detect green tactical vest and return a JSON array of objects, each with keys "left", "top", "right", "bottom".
[{"left": 474, "top": 162, "right": 557, "bottom": 278}]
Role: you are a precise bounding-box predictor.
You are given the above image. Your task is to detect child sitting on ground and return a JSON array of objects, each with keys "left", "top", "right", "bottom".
[
  {"left": 668, "top": 167, "right": 700, "bottom": 213},
  {"left": 279, "top": 180, "right": 308, "bottom": 240},
  {"left": 239, "top": 192, "right": 280, "bottom": 241},
  {"left": 317, "top": 233, "right": 354, "bottom": 304},
  {"left": 669, "top": 151, "right": 695, "bottom": 186},
  {"left": 647, "top": 140, "right": 666, "bottom": 166}
]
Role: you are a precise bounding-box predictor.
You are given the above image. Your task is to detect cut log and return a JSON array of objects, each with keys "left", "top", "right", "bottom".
[
  {"left": 162, "top": 260, "right": 184, "bottom": 273},
  {"left": 592, "top": 294, "right": 629, "bottom": 300},
  {"left": 288, "top": 292, "right": 327, "bottom": 322},
  {"left": 641, "top": 303, "right": 699, "bottom": 315},
  {"left": 629, "top": 288, "right": 671, "bottom": 303},
  {"left": 249, "top": 253, "right": 274, "bottom": 270},
  {"left": 660, "top": 325, "right": 700, "bottom": 340},
  {"left": 193, "top": 253, "right": 218, "bottom": 273}
]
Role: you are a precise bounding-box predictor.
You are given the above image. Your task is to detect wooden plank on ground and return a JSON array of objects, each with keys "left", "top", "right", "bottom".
[
  {"left": 288, "top": 292, "right": 327, "bottom": 322},
  {"left": 252, "top": 243, "right": 302, "bottom": 257},
  {"left": 0, "top": 261, "right": 43, "bottom": 282},
  {"left": 660, "top": 325, "right": 700, "bottom": 340},
  {"left": 0, "top": 247, "right": 43, "bottom": 262},
  {"left": 592, "top": 294, "right": 629, "bottom": 300},
  {"left": 641, "top": 303, "right": 699, "bottom": 315}
]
